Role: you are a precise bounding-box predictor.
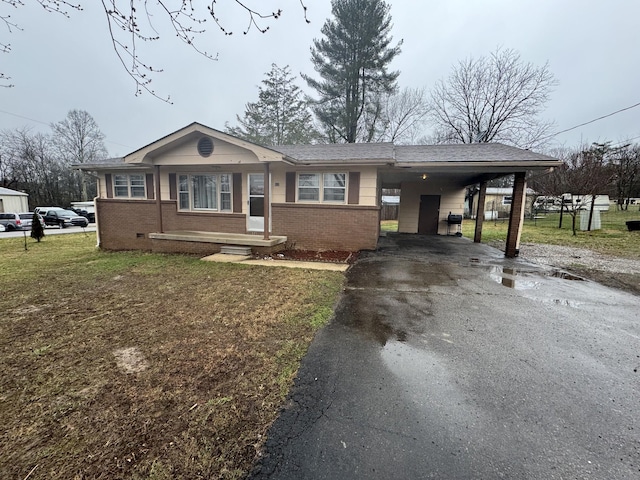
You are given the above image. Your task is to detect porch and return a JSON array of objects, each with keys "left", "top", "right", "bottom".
[{"left": 147, "top": 231, "right": 288, "bottom": 255}]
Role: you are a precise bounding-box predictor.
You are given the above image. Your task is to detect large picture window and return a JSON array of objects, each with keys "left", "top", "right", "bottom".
[
  {"left": 178, "top": 174, "right": 232, "bottom": 212},
  {"left": 114, "top": 174, "right": 146, "bottom": 198},
  {"left": 297, "top": 173, "right": 346, "bottom": 203}
]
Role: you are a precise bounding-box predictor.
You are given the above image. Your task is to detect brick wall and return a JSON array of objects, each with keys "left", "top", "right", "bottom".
[
  {"left": 97, "top": 199, "right": 157, "bottom": 251},
  {"left": 97, "top": 199, "right": 380, "bottom": 253},
  {"left": 97, "top": 199, "right": 247, "bottom": 251},
  {"left": 272, "top": 203, "right": 379, "bottom": 251}
]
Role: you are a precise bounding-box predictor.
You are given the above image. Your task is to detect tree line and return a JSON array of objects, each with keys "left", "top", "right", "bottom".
[{"left": 0, "top": 110, "right": 107, "bottom": 208}]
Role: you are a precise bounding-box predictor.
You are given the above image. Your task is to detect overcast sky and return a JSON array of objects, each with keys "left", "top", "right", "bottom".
[{"left": 1, "top": 0, "right": 638, "bottom": 157}]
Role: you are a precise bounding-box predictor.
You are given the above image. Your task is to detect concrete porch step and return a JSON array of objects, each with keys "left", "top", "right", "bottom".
[{"left": 220, "top": 245, "right": 253, "bottom": 256}]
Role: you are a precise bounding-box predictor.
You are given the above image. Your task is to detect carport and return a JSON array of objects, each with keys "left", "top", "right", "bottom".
[{"left": 379, "top": 144, "right": 561, "bottom": 257}]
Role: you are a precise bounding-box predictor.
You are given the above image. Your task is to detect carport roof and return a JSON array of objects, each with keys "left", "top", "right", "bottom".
[
  {"left": 394, "top": 143, "right": 558, "bottom": 165},
  {"left": 272, "top": 142, "right": 559, "bottom": 168}
]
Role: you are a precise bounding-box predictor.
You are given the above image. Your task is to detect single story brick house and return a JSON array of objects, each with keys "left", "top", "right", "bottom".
[{"left": 77, "top": 123, "right": 560, "bottom": 257}]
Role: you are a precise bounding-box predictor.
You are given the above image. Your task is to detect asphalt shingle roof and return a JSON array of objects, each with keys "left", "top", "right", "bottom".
[
  {"left": 394, "top": 143, "right": 558, "bottom": 163},
  {"left": 272, "top": 143, "right": 395, "bottom": 163}
]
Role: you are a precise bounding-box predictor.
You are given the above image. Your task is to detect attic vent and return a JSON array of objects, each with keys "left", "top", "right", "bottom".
[{"left": 197, "top": 137, "right": 214, "bottom": 157}]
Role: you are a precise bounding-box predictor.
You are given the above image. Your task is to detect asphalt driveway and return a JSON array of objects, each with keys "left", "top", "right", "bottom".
[{"left": 251, "top": 234, "right": 640, "bottom": 480}]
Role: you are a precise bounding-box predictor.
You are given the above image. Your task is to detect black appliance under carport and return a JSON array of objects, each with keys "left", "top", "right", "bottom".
[{"left": 447, "top": 213, "right": 463, "bottom": 236}]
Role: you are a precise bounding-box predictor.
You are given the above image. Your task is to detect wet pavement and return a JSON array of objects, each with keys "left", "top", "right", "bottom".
[{"left": 250, "top": 234, "right": 640, "bottom": 480}]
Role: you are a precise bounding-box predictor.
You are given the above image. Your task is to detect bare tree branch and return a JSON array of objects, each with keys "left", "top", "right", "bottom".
[{"left": 1, "top": 1, "right": 309, "bottom": 99}]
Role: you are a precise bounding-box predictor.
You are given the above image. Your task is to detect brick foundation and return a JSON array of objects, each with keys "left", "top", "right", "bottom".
[
  {"left": 97, "top": 199, "right": 380, "bottom": 253},
  {"left": 272, "top": 203, "right": 380, "bottom": 251}
]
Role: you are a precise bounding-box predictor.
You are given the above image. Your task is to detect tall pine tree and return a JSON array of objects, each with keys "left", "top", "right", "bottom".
[
  {"left": 226, "top": 64, "right": 319, "bottom": 145},
  {"left": 302, "top": 0, "right": 402, "bottom": 143}
]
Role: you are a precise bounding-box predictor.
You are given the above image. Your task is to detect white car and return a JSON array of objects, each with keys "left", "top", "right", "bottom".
[{"left": 0, "top": 223, "right": 6, "bottom": 232}]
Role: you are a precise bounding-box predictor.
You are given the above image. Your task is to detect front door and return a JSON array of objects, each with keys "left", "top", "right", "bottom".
[
  {"left": 418, "top": 195, "right": 441, "bottom": 234},
  {"left": 247, "top": 173, "right": 265, "bottom": 232}
]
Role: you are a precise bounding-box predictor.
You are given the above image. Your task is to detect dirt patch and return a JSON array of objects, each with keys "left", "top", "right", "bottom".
[
  {"left": 516, "top": 242, "right": 640, "bottom": 296},
  {"left": 255, "top": 249, "right": 358, "bottom": 264},
  {"left": 113, "top": 346, "right": 149, "bottom": 373},
  {"left": 564, "top": 268, "right": 640, "bottom": 296}
]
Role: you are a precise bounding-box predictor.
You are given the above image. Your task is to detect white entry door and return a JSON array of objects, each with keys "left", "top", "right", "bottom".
[{"left": 247, "top": 173, "right": 265, "bottom": 232}]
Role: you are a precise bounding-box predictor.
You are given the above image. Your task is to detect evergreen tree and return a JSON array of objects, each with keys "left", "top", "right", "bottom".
[
  {"left": 302, "top": 0, "right": 402, "bottom": 143},
  {"left": 30, "top": 213, "right": 45, "bottom": 242},
  {"left": 226, "top": 64, "right": 319, "bottom": 145}
]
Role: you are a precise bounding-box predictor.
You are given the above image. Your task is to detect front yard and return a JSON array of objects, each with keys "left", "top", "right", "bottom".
[{"left": 0, "top": 233, "right": 344, "bottom": 479}]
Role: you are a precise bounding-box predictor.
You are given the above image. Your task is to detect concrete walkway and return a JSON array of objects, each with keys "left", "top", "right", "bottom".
[
  {"left": 250, "top": 234, "right": 640, "bottom": 480},
  {"left": 201, "top": 253, "right": 350, "bottom": 271}
]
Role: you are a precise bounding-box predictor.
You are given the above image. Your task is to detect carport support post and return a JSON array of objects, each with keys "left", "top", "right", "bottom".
[
  {"left": 505, "top": 172, "right": 526, "bottom": 258},
  {"left": 155, "top": 165, "right": 163, "bottom": 233},
  {"left": 474, "top": 182, "right": 487, "bottom": 243},
  {"left": 263, "top": 162, "right": 270, "bottom": 240}
]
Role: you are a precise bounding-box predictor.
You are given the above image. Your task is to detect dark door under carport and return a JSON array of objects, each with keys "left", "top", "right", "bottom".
[{"left": 418, "top": 195, "right": 440, "bottom": 234}]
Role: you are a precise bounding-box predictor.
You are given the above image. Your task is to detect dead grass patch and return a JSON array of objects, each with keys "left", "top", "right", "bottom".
[{"left": 0, "top": 233, "right": 344, "bottom": 479}]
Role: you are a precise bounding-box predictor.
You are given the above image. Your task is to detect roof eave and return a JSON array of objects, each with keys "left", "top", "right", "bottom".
[{"left": 395, "top": 160, "right": 562, "bottom": 169}]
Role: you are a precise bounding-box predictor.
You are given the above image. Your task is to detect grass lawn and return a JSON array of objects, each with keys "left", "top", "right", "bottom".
[
  {"left": 460, "top": 209, "right": 640, "bottom": 259},
  {"left": 0, "top": 233, "right": 344, "bottom": 479},
  {"left": 379, "top": 210, "right": 640, "bottom": 259}
]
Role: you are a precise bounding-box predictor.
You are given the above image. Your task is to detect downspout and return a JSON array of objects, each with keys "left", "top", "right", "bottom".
[
  {"left": 155, "top": 165, "right": 163, "bottom": 233},
  {"left": 263, "top": 162, "right": 270, "bottom": 240}
]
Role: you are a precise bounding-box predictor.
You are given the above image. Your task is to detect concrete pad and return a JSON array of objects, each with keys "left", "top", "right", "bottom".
[
  {"left": 244, "top": 259, "right": 350, "bottom": 271},
  {"left": 201, "top": 253, "right": 349, "bottom": 271},
  {"left": 201, "top": 253, "right": 251, "bottom": 263}
]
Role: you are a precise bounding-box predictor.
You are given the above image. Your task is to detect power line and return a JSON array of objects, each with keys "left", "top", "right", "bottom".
[
  {"left": 0, "top": 108, "right": 133, "bottom": 150},
  {"left": 543, "top": 101, "right": 640, "bottom": 142},
  {"left": 0, "top": 108, "right": 50, "bottom": 126}
]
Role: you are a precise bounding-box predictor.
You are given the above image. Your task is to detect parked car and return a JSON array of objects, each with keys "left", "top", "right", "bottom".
[
  {"left": 41, "top": 208, "right": 89, "bottom": 228},
  {"left": 0, "top": 212, "right": 23, "bottom": 231},
  {"left": 70, "top": 206, "right": 95, "bottom": 223},
  {"left": 0, "top": 223, "right": 5, "bottom": 232},
  {"left": 18, "top": 212, "right": 45, "bottom": 230}
]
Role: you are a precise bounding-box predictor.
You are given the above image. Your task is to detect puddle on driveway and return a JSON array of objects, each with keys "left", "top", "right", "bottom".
[
  {"left": 550, "top": 271, "right": 584, "bottom": 281},
  {"left": 488, "top": 266, "right": 541, "bottom": 290},
  {"left": 486, "top": 266, "right": 584, "bottom": 289}
]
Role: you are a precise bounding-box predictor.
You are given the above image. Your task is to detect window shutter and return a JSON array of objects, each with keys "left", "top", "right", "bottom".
[
  {"left": 169, "top": 173, "right": 177, "bottom": 200},
  {"left": 285, "top": 172, "right": 296, "bottom": 202},
  {"left": 146, "top": 174, "right": 154, "bottom": 200},
  {"left": 348, "top": 172, "right": 360, "bottom": 205},
  {"left": 233, "top": 173, "right": 242, "bottom": 213},
  {"left": 105, "top": 174, "right": 113, "bottom": 199}
]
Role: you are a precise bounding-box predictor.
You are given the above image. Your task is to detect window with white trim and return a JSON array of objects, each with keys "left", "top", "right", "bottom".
[
  {"left": 114, "top": 174, "right": 146, "bottom": 198},
  {"left": 178, "top": 173, "right": 232, "bottom": 212},
  {"left": 297, "top": 173, "right": 346, "bottom": 203}
]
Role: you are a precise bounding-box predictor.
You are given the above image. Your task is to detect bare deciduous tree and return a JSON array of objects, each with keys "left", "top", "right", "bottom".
[
  {"left": 610, "top": 143, "right": 640, "bottom": 209},
  {"left": 51, "top": 109, "right": 108, "bottom": 201},
  {"left": 377, "top": 87, "right": 431, "bottom": 144},
  {"left": 530, "top": 143, "right": 615, "bottom": 235},
  {"left": 430, "top": 47, "right": 556, "bottom": 149},
  {"left": 0, "top": 127, "right": 64, "bottom": 206},
  {"left": 1, "top": 1, "right": 309, "bottom": 99}
]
